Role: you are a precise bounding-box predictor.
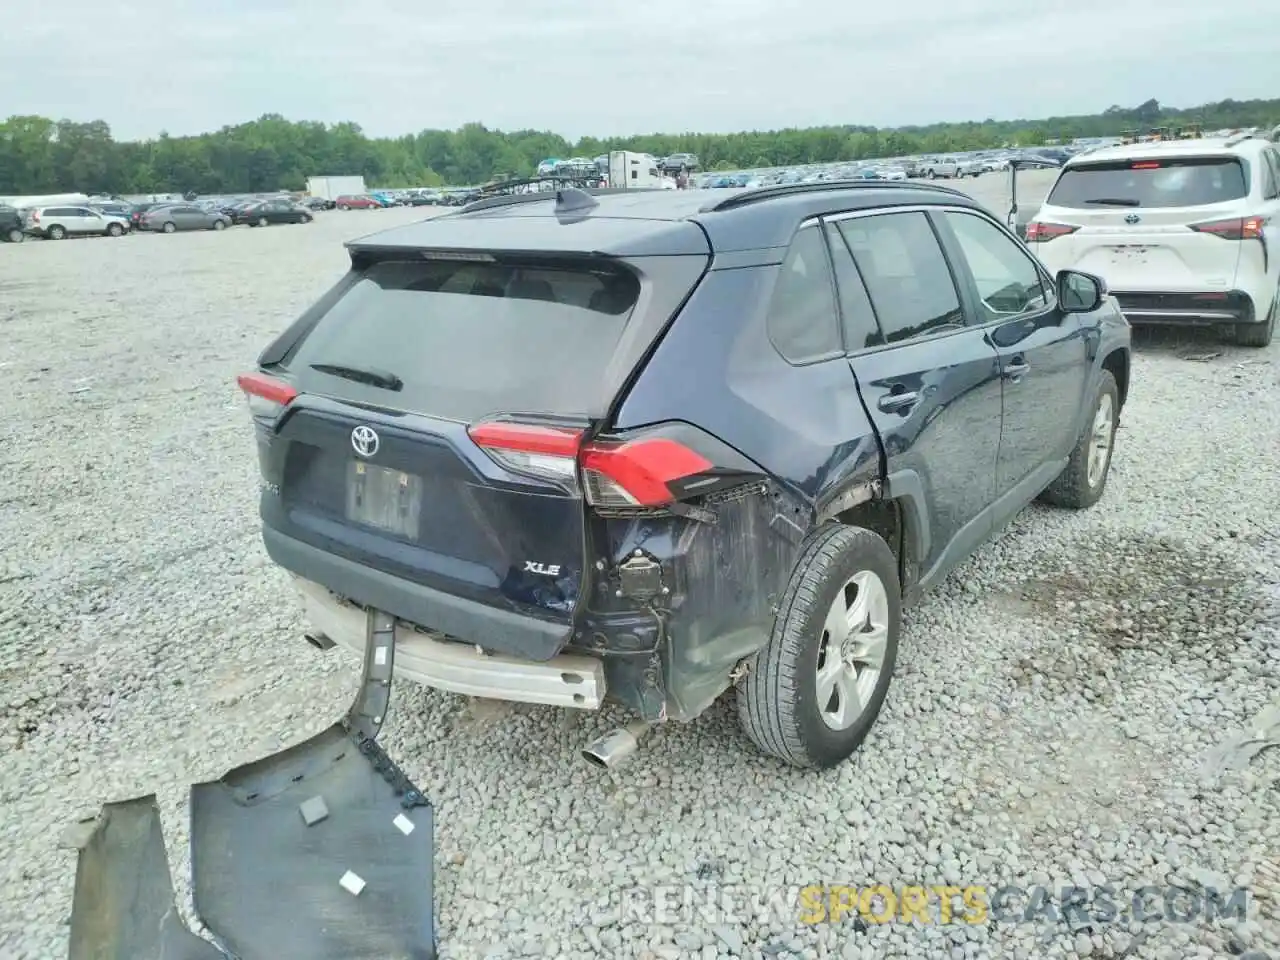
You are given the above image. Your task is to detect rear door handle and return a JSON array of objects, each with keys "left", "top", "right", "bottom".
[
  {"left": 1002, "top": 360, "right": 1030, "bottom": 379},
  {"left": 878, "top": 391, "right": 920, "bottom": 414}
]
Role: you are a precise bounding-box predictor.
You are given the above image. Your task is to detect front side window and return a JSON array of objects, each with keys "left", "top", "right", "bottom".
[
  {"left": 836, "top": 212, "right": 964, "bottom": 344},
  {"left": 944, "top": 211, "right": 1049, "bottom": 319}
]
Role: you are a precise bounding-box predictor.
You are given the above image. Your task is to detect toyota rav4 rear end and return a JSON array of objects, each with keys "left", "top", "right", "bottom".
[{"left": 240, "top": 191, "right": 787, "bottom": 738}]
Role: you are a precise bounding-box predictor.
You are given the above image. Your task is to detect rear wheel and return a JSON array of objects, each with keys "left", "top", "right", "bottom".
[
  {"left": 1038, "top": 369, "right": 1119, "bottom": 509},
  {"left": 107, "top": 222, "right": 124, "bottom": 237},
  {"left": 212, "top": 219, "right": 226, "bottom": 231},
  {"left": 301, "top": 213, "right": 313, "bottom": 223},
  {"left": 738, "top": 524, "right": 901, "bottom": 769},
  {"left": 162, "top": 221, "right": 177, "bottom": 234},
  {"left": 257, "top": 216, "right": 268, "bottom": 227},
  {"left": 5, "top": 228, "right": 22, "bottom": 243},
  {"left": 47, "top": 224, "right": 66, "bottom": 240},
  {"left": 1235, "top": 288, "right": 1276, "bottom": 348},
  {"left": 337, "top": 204, "right": 349, "bottom": 211}
]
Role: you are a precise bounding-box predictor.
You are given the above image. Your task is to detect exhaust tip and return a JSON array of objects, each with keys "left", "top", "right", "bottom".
[
  {"left": 581, "top": 747, "right": 612, "bottom": 769},
  {"left": 304, "top": 632, "right": 335, "bottom": 651},
  {"left": 581, "top": 721, "right": 653, "bottom": 771}
]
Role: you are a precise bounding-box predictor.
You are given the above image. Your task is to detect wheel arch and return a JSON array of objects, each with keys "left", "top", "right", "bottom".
[
  {"left": 1101, "top": 347, "right": 1130, "bottom": 410},
  {"left": 832, "top": 479, "right": 927, "bottom": 606}
]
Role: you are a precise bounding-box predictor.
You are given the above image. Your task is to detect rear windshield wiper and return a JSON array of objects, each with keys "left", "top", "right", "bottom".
[
  {"left": 309, "top": 362, "right": 404, "bottom": 391},
  {"left": 1082, "top": 197, "right": 1141, "bottom": 207}
]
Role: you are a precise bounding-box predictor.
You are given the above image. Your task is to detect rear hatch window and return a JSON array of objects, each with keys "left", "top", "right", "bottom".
[
  {"left": 1047, "top": 157, "right": 1249, "bottom": 209},
  {"left": 283, "top": 257, "right": 641, "bottom": 421}
]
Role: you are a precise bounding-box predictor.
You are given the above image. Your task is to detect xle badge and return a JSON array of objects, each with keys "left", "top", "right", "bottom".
[{"left": 523, "top": 561, "right": 561, "bottom": 576}]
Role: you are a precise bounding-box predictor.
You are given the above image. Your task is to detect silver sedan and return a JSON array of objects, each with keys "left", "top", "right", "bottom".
[{"left": 141, "top": 204, "right": 230, "bottom": 233}]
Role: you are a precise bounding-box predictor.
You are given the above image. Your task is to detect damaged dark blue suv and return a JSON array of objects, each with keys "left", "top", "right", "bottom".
[{"left": 242, "top": 180, "right": 1132, "bottom": 771}]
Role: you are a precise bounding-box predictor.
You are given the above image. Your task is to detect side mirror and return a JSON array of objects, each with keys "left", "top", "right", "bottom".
[{"left": 1057, "top": 270, "right": 1106, "bottom": 313}]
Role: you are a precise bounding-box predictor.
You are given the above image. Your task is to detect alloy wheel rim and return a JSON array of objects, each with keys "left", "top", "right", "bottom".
[
  {"left": 815, "top": 570, "right": 890, "bottom": 731},
  {"left": 1087, "top": 393, "right": 1114, "bottom": 488}
]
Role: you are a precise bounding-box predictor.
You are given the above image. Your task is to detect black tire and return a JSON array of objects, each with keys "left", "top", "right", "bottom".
[
  {"left": 5, "top": 228, "right": 22, "bottom": 243},
  {"left": 337, "top": 204, "right": 349, "bottom": 211},
  {"left": 1038, "top": 369, "right": 1120, "bottom": 510},
  {"left": 301, "top": 213, "right": 312, "bottom": 223},
  {"left": 107, "top": 222, "right": 123, "bottom": 237},
  {"left": 212, "top": 219, "right": 226, "bottom": 231},
  {"left": 738, "top": 524, "right": 901, "bottom": 769},
  {"left": 926, "top": 169, "right": 936, "bottom": 179},
  {"left": 162, "top": 221, "right": 177, "bottom": 234},
  {"left": 47, "top": 224, "right": 66, "bottom": 240},
  {"left": 1234, "top": 289, "right": 1276, "bottom": 347},
  {"left": 257, "top": 216, "right": 268, "bottom": 227}
]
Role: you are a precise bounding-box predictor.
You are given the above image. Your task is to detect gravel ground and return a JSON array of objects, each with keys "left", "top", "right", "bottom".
[{"left": 1, "top": 193, "right": 1278, "bottom": 960}]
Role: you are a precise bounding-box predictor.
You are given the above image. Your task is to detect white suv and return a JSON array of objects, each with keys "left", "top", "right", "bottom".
[
  {"left": 24, "top": 205, "right": 130, "bottom": 240},
  {"left": 1026, "top": 134, "right": 1280, "bottom": 347}
]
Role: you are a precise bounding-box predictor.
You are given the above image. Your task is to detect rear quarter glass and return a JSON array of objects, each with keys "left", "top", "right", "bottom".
[
  {"left": 282, "top": 258, "right": 642, "bottom": 422},
  {"left": 1046, "top": 157, "right": 1249, "bottom": 209}
]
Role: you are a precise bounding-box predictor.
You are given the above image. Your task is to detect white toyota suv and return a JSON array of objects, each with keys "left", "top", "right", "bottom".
[{"left": 1025, "top": 134, "right": 1280, "bottom": 346}]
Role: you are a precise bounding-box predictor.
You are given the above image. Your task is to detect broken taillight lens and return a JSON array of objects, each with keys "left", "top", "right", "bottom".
[
  {"left": 467, "top": 421, "right": 713, "bottom": 507},
  {"left": 1189, "top": 216, "right": 1265, "bottom": 241},
  {"left": 1025, "top": 221, "right": 1079, "bottom": 243}
]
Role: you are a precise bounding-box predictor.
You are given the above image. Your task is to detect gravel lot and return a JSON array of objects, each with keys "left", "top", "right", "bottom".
[{"left": 1, "top": 184, "right": 1278, "bottom": 960}]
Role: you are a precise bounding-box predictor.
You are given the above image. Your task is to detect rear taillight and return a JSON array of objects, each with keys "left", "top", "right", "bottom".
[
  {"left": 465, "top": 422, "right": 582, "bottom": 486},
  {"left": 1025, "top": 221, "right": 1079, "bottom": 243},
  {"left": 1189, "top": 216, "right": 1265, "bottom": 241},
  {"left": 236, "top": 372, "right": 297, "bottom": 419},
  {"left": 467, "top": 421, "right": 714, "bottom": 508}
]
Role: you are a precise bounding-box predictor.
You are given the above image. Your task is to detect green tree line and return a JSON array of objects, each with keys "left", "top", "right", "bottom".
[{"left": 1, "top": 97, "right": 1275, "bottom": 196}]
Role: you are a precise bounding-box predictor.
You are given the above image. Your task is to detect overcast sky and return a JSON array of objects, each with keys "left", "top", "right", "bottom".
[{"left": 3, "top": 0, "right": 1272, "bottom": 142}]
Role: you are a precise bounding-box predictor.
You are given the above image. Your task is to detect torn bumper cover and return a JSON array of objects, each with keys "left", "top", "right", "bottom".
[{"left": 67, "top": 611, "right": 437, "bottom": 960}]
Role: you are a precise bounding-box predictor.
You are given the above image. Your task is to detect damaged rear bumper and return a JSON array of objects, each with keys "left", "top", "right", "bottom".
[
  {"left": 66, "top": 611, "right": 437, "bottom": 960},
  {"left": 295, "top": 575, "right": 606, "bottom": 709}
]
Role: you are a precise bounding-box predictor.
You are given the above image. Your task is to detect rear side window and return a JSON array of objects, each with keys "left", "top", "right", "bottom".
[
  {"left": 1046, "top": 157, "right": 1249, "bottom": 209},
  {"left": 836, "top": 212, "right": 964, "bottom": 344},
  {"left": 765, "top": 224, "right": 842, "bottom": 364},
  {"left": 285, "top": 258, "right": 641, "bottom": 421}
]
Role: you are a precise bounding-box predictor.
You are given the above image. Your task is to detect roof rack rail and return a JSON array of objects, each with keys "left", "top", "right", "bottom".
[
  {"left": 699, "top": 178, "right": 969, "bottom": 213},
  {"left": 451, "top": 185, "right": 665, "bottom": 217}
]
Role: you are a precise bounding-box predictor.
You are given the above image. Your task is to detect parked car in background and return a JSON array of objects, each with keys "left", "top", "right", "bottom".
[
  {"left": 90, "top": 201, "right": 135, "bottom": 221},
  {"left": 1027, "top": 133, "right": 1280, "bottom": 347},
  {"left": 879, "top": 166, "right": 908, "bottom": 181},
  {"left": 335, "top": 194, "right": 381, "bottom": 210},
  {"left": 918, "top": 157, "right": 961, "bottom": 179},
  {"left": 129, "top": 202, "right": 165, "bottom": 231},
  {"left": 406, "top": 190, "right": 442, "bottom": 206},
  {"left": 233, "top": 199, "right": 314, "bottom": 226},
  {"left": 1, "top": 204, "right": 24, "bottom": 243},
  {"left": 297, "top": 196, "right": 330, "bottom": 211},
  {"left": 955, "top": 157, "right": 985, "bottom": 178},
  {"left": 659, "top": 152, "right": 700, "bottom": 173},
  {"left": 142, "top": 203, "right": 231, "bottom": 233},
  {"left": 24, "top": 205, "right": 130, "bottom": 239}
]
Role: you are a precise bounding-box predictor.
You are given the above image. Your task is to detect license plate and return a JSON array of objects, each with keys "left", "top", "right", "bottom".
[{"left": 345, "top": 461, "right": 422, "bottom": 538}]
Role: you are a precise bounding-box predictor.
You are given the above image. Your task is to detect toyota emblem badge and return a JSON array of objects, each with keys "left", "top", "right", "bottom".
[{"left": 351, "top": 425, "right": 379, "bottom": 458}]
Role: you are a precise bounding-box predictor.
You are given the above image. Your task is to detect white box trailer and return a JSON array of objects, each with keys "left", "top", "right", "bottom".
[
  {"left": 306, "top": 176, "right": 367, "bottom": 201},
  {"left": 607, "top": 152, "right": 674, "bottom": 189}
]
